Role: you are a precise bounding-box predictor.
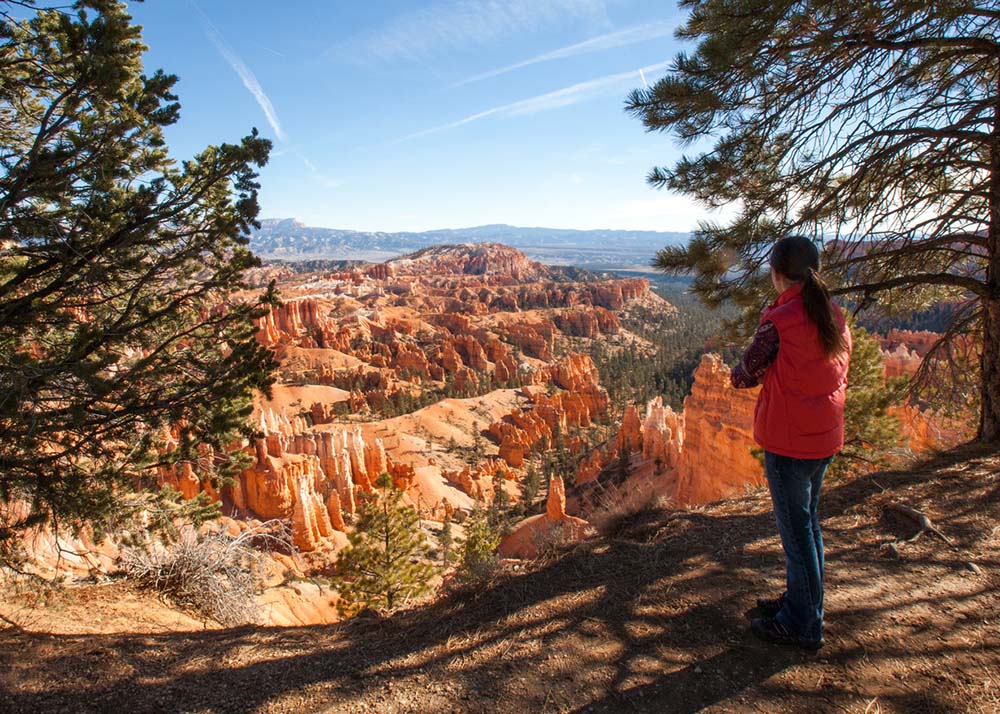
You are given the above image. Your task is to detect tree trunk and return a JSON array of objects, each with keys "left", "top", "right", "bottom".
[
  {"left": 983, "top": 297, "right": 1000, "bottom": 442},
  {"left": 980, "top": 67, "right": 1000, "bottom": 442}
]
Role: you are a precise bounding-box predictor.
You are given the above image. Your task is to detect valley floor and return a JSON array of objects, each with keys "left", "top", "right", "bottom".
[{"left": 2, "top": 443, "right": 998, "bottom": 714}]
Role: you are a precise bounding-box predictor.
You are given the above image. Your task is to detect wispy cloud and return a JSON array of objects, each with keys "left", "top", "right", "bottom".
[
  {"left": 339, "top": 0, "right": 613, "bottom": 63},
  {"left": 400, "top": 61, "right": 670, "bottom": 142},
  {"left": 189, "top": 0, "right": 287, "bottom": 143},
  {"left": 255, "top": 43, "right": 287, "bottom": 59},
  {"left": 299, "top": 154, "right": 344, "bottom": 190},
  {"left": 453, "top": 20, "right": 676, "bottom": 87}
]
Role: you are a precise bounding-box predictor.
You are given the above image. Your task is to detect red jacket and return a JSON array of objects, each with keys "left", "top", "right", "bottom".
[{"left": 753, "top": 283, "right": 852, "bottom": 459}]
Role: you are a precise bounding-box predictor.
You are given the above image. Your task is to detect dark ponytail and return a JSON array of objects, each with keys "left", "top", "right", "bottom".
[{"left": 770, "top": 236, "right": 848, "bottom": 357}]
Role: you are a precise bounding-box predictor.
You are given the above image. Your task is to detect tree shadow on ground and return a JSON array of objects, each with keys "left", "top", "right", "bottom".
[{"left": 2, "top": 443, "right": 998, "bottom": 713}]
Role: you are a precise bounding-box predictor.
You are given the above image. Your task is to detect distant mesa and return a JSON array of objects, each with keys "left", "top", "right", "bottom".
[
  {"left": 250, "top": 218, "right": 690, "bottom": 268},
  {"left": 391, "top": 243, "right": 549, "bottom": 281}
]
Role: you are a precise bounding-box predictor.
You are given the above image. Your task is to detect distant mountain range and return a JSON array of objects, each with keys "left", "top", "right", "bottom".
[{"left": 249, "top": 219, "right": 689, "bottom": 269}]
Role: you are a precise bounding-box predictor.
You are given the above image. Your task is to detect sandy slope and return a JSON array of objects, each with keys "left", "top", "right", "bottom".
[
  {"left": 257, "top": 383, "right": 352, "bottom": 415},
  {"left": 316, "top": 389, "right": 529, "bottom": 512}
]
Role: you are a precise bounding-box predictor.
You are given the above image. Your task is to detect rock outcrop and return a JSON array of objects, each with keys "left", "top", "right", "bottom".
[
  {"left": 879, "top": 329, "right": 940, "bottom": 357},
  {"left": 442, "top": 459, "right": 515, "bottom": 503},
  {"left": 674, "top": 354, "right": 763, "bottom": 505},
  {"left": 554, "top": 306, "right": 620, "bottom": 338},
  {"left": 489, "top": 355, "right": 609, "bottom": 468},
  {"left": 219, "top": 410, "right": 417, "bottom": 552},
  {"left": 616, "top": 405, "right": 642, "bottom": 455},
  {"left": 499, "top": 476, "right": 591, "bottom": 559},
  {"left": 641, "top": 396, "right": 682, "bottom": 471},
  {"left": 576, "top": 353, "right": 761, "bottom": 512},
  {"left": 256, "top": 298, "right": 341, "bottom": 349},
  {"left": 881, "top": 343, "right": 923, "bottom": 378}
]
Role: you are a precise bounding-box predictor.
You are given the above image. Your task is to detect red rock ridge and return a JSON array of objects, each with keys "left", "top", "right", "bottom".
[{"left": 392, "top": 244, "right": 548, "bottom": 282}]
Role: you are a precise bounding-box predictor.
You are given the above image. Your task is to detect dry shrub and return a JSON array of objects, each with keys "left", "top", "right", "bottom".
[
  {"left": 531, "top": 520, "right": 588, "bottom": 562},
  {"left": 121, "top": 521, "right": 289, "bottom": 626},
  {"left": 588, "top": 485, "right": 670, "bottom": 539}
]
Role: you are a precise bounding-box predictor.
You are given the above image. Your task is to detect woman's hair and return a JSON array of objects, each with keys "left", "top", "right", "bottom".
[{"left": 769, "top": 235, "right": 848, "bottom": 356}]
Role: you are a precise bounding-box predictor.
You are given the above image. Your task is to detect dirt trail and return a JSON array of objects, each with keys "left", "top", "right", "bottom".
[{"left": 2, "top": 444, "right": 998, "bottom": 713}]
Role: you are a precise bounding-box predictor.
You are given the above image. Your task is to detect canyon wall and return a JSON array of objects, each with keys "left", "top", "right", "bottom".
[
  {"left": 877, "top": 330, "right": 976, "bottom": 449},
  {"left": 574, "top": 353, "right": 762, "bottom": 513},
  {"left": 674, "top": 354, "right": 763, "bottom": 505}
]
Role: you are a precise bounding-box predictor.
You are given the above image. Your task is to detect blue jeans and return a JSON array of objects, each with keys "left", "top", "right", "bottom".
[{"left": 764, "top": 451, "right": 832, "bottom": 641}]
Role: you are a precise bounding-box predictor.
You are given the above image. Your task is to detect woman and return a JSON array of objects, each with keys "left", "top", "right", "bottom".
[{"left": 730, "top": 235, "right": 852, "bottom": 650}]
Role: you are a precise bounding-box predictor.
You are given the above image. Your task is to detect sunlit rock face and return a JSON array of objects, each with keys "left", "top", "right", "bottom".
[
  {"left": 583, "top": 331, "right": 976, "bottom": 517},
  {"left": 488, "top": 353, "right": 609, "bottom": 469},
  {"left": 674, "top": 354, "right": 763, "bottom": 505},
  {"left": 876, "top": 330, "right": 976, "bottom": 449},
  {"left": 499, "top": 476, "right": 590, "bottom": 559},
  {"left": 881, "top": 343, "right": 923, "bottom": 379},
  {"left": 234, "top": 412, "right": 400, "bottom": 552},
  {"left": 877, "top": 329, "right": 942, "bottom": 379},
  {"left": 571, "top": 353, "right": 763, "bottom": 515}
]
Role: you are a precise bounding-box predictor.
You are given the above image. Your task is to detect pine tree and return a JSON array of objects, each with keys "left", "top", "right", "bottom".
[
  {"left": 456, "top": 507, "right": 501, "bottom": 586},
  {"left": 834, "top": 321, "right": 906, "bottom": 476},
  {"left": 335, "top": 473, "right": 434, "bottom": 615},
  {"left": 628, "top": 0, "right": 1000, "bottom": 442},
  {"left": 0, "top": 1, "right": 275, "bottom": 559},
  {"left": 439, "top": 512, "right": 454, "bottom": 567},
  {"left": 554, "top": 423, "right": 573, "bottom": 480},
  {"left": 618, "top": 447, "right": 630, "bottom": 480},
  {"left": 471, "top": 420, "right": 485, "bottom": 459},
  {"left": 522, "top": 464, "right": 541, "bottom": 508},
  {"left": 487, "top": 472, "right": 512, "bottom": 534}
]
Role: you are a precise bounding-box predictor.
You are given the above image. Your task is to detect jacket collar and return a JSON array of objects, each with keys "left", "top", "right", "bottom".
[{"left": 770, "top": 281, "right": 804, "bottom": 309}]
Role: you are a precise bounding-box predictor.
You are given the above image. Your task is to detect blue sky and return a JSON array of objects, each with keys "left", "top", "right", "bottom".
[{"left": 128, "top": 0, "right": 728, "bottom": 233}]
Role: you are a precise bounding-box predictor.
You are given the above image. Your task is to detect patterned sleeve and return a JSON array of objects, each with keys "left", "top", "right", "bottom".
[{"left": 730, "top": 321, "right": 780, "bottom": 389}]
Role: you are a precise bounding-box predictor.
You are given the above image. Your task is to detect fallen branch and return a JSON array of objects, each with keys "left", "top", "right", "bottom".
[
  {"left": 0, "top": 610, "right": 23, "bottom": 631},
  {"left": 885, "top": 503, "right": 953, "bottom": 545}
]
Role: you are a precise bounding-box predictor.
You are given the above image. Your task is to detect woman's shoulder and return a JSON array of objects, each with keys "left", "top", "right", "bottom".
[{"left": 764, "top": 296, "right": 806, "bottom": 326}]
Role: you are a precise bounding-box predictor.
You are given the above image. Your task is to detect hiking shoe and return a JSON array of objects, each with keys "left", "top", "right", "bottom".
[
  {"left": 750, "top": 616, "right": 824, "bottom": 651},
  {"left": 755, "top": 592, "right": 785, "bottom": 618}
]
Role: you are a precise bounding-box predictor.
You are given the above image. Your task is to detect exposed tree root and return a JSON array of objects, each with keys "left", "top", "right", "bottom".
[{"left": 886, "top": 502, "right": 953, "bottom": 545}]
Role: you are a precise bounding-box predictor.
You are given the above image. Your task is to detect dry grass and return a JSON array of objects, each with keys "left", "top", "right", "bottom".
[{"left": 586, "top": 484, "right": 671, "bottom": 539}]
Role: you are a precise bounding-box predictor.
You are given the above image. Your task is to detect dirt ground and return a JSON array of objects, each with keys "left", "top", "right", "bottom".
[{"left": 1, "top": 443, "right": 998, "bottom": 713}]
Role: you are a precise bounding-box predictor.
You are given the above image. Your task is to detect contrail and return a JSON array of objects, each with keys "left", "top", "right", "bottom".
[
  {"left": 402, "top": 60, "right": 671, "bottom": 142},
  {"left": 189, "top": 0, "right": 287, "bottom": 143},
  {"left": 453, "top": 20, "right": 677, "bottom": 88}
]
